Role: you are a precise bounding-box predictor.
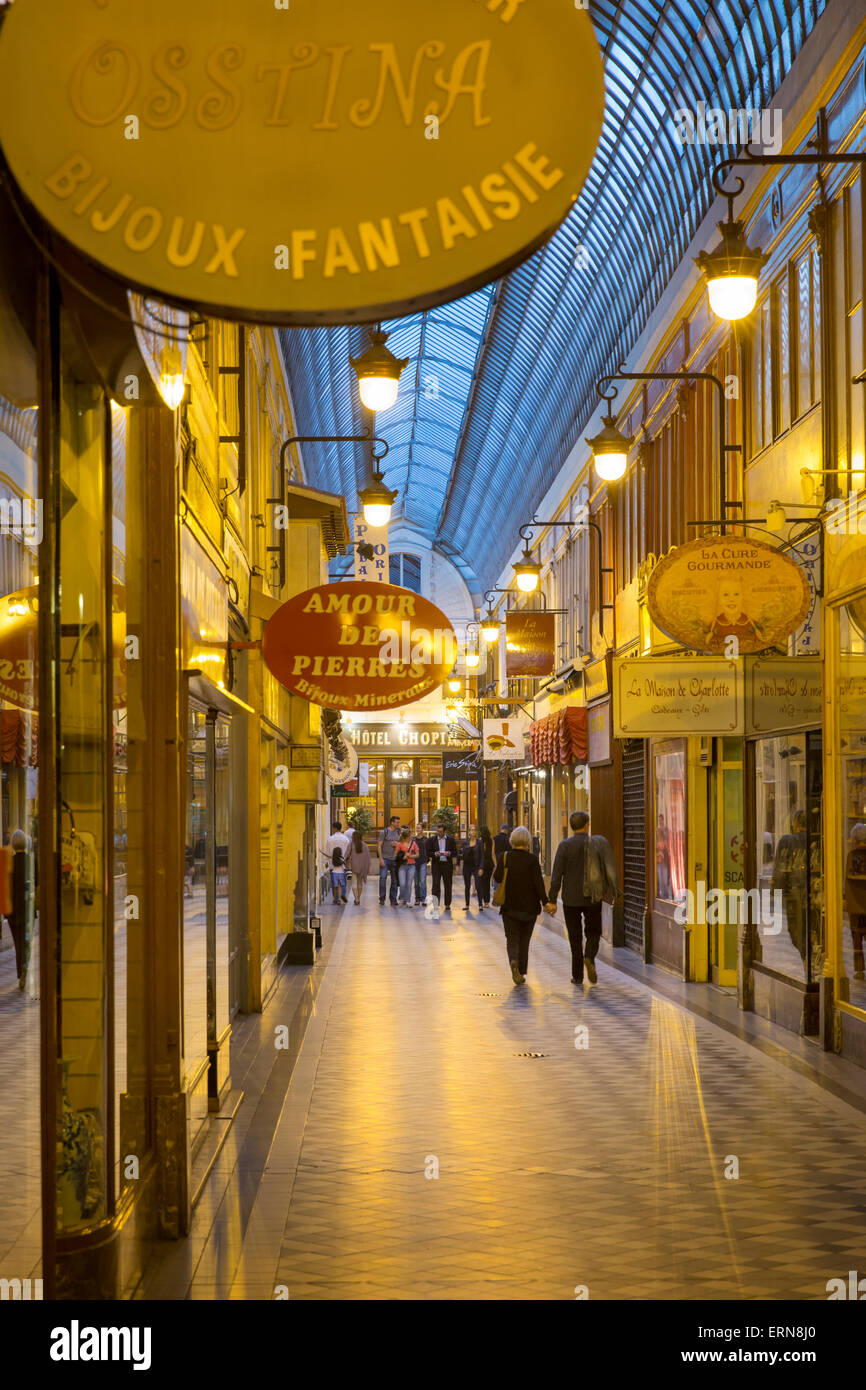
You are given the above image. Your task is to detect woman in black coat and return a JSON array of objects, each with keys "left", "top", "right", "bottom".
[
  {"left": 479, "top": 826, "right": 494, "bottom": 907},
  {"left": 491, "top": 825, "right": 548, "bottom": 985}
]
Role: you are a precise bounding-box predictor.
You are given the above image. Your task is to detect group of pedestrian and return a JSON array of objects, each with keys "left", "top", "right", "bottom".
[
  {"left": 324, "top": 810, "right": 621, "bottom": 992},
  {"left": 377, "top": 818, "right": 494, "bottom": 910}
]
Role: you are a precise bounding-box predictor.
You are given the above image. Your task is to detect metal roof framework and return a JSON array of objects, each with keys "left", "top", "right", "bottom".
[{"left": 280, "top": 0, "right": 826, "bottom": 598}]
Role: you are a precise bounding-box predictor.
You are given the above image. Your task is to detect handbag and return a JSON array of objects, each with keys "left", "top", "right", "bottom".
[{"left": 492, "top": 852, "right": 508, "bottom": 907}]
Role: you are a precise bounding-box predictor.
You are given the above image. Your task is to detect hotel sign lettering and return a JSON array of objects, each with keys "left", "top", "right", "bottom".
[
  {"left": 348, "top": 724, "right": 474, "bottom": 750},
  {"left": 0, "top": 1, "right": 604, "bottom": 323}
]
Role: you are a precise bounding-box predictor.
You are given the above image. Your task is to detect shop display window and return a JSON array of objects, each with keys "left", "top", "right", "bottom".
[{"left": 654, "top": 742, "right": 686, "bottom": 904}]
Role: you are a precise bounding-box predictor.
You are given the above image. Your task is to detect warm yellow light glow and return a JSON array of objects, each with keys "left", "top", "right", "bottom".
[
  {"left": 594, "top": 451, "right": 628, "bottom": 483},
  {"left": 516, "top": 570, "right": 539, "bottom": 593},
  {"left": 482, "top": 622, "right": 499, "bottom": 643},
  {"left": 7, "top": 598, "right": 27, "bottom": 618},
  {"left": 158, "top": 344, "right": 185, "bottom": 410},
  {"left": 363, "top": 501, "right": 392, "bottom": 527},
  {"left": 447, "top": 677, "right": 462, "bottom": 693},
  {"left": 465, "top": 650, "right": 480, "bottom": 668},
  {"left": 707, "top": 273, "right": 758, "bottom": 321},
  {"left": 358, "top": 375, "right": 399, "bottom": 412}
]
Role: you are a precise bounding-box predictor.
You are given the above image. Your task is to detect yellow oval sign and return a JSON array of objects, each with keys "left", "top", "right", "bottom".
[
  {"left": 262, "top": 581, "right": 457, "bottom": 710},
  {"left": 0, "top": 0, "right": 604, "bottom": 324},
  {"left": 646, "top": 535, "right": 812, "bottom": 655}
]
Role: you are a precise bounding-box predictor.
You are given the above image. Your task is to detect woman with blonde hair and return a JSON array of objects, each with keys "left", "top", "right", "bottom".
[{"left": 491, "top": 824, "right": 547, "bottom": 985}]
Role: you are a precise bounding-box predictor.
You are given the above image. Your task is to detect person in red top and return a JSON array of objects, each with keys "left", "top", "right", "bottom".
[{"left": 394, "top": 827, "right": 420, "bottom": 908}]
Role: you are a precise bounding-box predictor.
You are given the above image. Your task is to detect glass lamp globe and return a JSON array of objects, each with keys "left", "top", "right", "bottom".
[{"left": 706, "top": 274, "right": 759, "bottom": 321}]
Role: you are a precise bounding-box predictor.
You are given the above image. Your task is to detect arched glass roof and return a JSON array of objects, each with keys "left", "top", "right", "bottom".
[{"left": 280, "top": 0, "right": 826, "bottom": 600}]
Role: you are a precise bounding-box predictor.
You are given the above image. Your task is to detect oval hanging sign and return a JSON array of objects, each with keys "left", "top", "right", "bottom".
[
  {"left": 262, "top": 581, "right": 457, "bottom": 710},
  {"left": 646, "top": 535, "right": 812, "bottom": 656},
  {"left": 0, "top": 0, "right": 604, "bottom": 324}
]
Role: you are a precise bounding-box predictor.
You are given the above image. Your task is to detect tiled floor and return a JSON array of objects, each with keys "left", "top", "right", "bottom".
[
  {"left": 140, "top": 897, "right": 866, "bottom": 1301},
  {"left": 0, "top": 924, "right": 41, "bottom": 1279}
]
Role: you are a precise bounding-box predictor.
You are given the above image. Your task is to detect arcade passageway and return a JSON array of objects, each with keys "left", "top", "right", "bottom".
[{"left": 136, "top": 903, "right": 866, "bottom": 1301}]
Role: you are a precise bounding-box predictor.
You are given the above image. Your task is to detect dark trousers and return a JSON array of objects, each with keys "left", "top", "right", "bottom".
[
  {"left": 431, "top": 860, "right": 453, "bottom": 907},
  {"left": 563, "top": 902, "right": 602, "bottom": 981},
  {"left": 379, "top": 859, "right": 398, "bottom": 903},
  {"left": 463, "top": 868, "right": 482, "bottom": 906},
  {"left": 502, "top": 914, "right": 535, "bottom": 974},
  {"left": 478, "top": 868, "right": 492, "bottom": 905}
]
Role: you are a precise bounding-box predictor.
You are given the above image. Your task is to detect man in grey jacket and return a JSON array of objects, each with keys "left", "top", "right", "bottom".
[{"left": 545, "top": 811, "right": 621, "bottom": 985}]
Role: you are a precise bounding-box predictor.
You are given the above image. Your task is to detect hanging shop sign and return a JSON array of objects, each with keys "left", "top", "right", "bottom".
[
  {"left": 346, "top": 721, "right": 474, "bottom": 749},
  {"left": 746, "top": 658, "right": 822, "bottom": 735},
  {"left": 482, "top": 715, "right": 529, "bottom": 761},
  {"left": 613, "top": 656, "right": 745, "bottom": 737},
  {"left": 262, "top": 581, "right": 456, "bottom": 711},
  {"left": 0, "top": 1, "right": 604, "bottom": 325},
  {"left": 588, "top": 699, "right": 611, "bottom": 765},
  {"left": 505, "top": 611, "right": 555, "bottom": 677},
  {"left": 442, "top": 751, "right": 480, "bottom": 781},
  {"left": 353, "top": 516, "right": 388, "bottom": 584},
  {"left": 646, "top": 536, "right": 811, "bottom": 656},
  {"left": 327, "top": 739, "right": 359, "bottom": 786}
]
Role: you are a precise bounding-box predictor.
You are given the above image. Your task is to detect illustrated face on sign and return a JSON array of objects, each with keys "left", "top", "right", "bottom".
[{"left": 717, "top": 579, "right": 747, "bottom": 622}]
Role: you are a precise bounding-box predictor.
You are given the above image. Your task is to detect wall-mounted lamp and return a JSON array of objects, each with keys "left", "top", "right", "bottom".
[{"left": 513, "top": 545, "right": 541, "bottom": 593}]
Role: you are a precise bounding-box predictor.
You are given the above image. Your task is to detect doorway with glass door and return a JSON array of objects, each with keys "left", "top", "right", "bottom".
[{"left": 183, "top": 702, "right": 234, "bottom": 1138}]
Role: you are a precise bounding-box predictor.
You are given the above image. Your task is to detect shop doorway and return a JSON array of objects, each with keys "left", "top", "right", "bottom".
[{"left": 414, "top": 783, "right": 440, "bottom": 830}]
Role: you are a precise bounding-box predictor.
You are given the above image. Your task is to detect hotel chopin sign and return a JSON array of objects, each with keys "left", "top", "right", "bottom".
[
  {"left": 262, "top": 580, "right": 456, "bottom": 712},
  {"left": 0, "top": 1, "right": 604, "bottom": 324}
]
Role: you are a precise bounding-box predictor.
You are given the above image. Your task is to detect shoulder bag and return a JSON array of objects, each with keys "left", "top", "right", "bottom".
[{"left": 493, "top": 852, "right": 508, "bottom": 907}]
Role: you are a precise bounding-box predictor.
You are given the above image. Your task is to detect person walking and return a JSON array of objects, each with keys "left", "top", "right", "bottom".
[
  {"left": 427, "top": 823, "right": 458, "bottom": 911},
  {"left": 378, "top": 814, "right": 401, "bottom": 905},
  {"left": 460, "top": 826, "right": 484, "bottom": 909},
  {"left": 321, "top": 819, "right": 350, "bottom": 879},
  {"left": 493, "top": 822, "right": 511, "bottom": 865},
  {"left": 479, "top": 826, "right": 494, "bottom": 908},
  {"left": 545, "top": 811, "right": 621, "bottom": 985},
  {"left": 492, "top": 825, "right": 547, "bottom": 985},
  {"left": 394, "top": 827, "right": 421, "bottom": 908},
  {"left": 413, "top": 823, "right": 429, "bottom": 905},
  {"left": 348, "top": 828, "right": 371, "bottom": 905},
  {"left": 329, "top": 841, "right": 348, "bottom": 905}
]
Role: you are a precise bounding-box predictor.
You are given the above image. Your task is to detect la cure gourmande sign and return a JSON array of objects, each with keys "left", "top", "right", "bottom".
[
  {"left": 262, "top": 581, "right": 457, "bottom": 712},
  {"left": 0, "top": 0, "right": 604, "bottom": 324}
]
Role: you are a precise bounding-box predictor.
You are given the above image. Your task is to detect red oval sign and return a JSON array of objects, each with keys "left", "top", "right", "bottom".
[{"left": 262, "top": 581, "right": 456, "bottom": 710}]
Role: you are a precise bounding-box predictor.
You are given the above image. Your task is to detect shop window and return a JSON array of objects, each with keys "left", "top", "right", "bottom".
[
  {"left": 754, "top": 733, "right": 823, "bottom": 984},
  {"left": 389, "top": 552, "right": 421, "bottom": 592},
  {"left": 654, "top": 743, "right": 686, "bottom": 904},
  {"left": 840, "top": 605, "right": 866, "bottom": 1011}
]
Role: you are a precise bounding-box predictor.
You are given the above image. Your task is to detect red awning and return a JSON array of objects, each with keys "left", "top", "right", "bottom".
[{"left": 529, "top": 707, "right": 588, "bottom": 765}]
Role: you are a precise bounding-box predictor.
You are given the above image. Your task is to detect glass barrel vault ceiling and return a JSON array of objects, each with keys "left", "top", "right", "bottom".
[{"left": 279, "top": 0, "right": 826, "bottom": 601}]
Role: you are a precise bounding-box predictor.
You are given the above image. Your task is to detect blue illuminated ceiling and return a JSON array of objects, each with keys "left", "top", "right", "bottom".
[{"left": 279, "top": 0, "right": 826, "bottom": 601}]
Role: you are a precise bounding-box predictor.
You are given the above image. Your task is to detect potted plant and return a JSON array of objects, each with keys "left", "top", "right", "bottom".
[{"left": 431, "top": 805, "right": 459, "bottom": 837}]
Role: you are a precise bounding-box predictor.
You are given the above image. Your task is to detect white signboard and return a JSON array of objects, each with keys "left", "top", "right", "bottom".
[
  {"left": 613, "top": 657, "right": 745, "bottom": 737},
  {"left": 353, "top": 517, "right": 389, "bottom": 583},
  {"left": 327, "top": 740, "right": 359, "bottom": 786},
  {"left": 482, "top": 716, "right": 530, "bottom": 762}
]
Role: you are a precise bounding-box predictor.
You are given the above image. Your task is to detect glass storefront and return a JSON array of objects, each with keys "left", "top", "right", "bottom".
[
  {"left": 653, "top": 740, "right": 687, "bottom": 906},
  {"left": 753, "top": 731, "right": 823, "bottom": 984},
  {"left": 839, "top": 602, "right": 866, "bottom": 1012}
]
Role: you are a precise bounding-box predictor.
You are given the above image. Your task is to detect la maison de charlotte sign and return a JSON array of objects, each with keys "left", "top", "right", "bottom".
[{"left": 0, "top": 0, "right": 604, "bottom": 323}]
